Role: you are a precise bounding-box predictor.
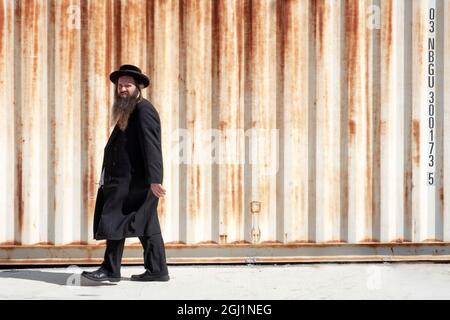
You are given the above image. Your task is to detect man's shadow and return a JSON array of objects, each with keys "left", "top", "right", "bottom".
[{"left": 0, "top": 269, "right": 124, "bottom": 287}]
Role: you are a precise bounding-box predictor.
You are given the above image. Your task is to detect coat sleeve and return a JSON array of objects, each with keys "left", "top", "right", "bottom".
[{"left": 137, "top": 104, "right": 163, "bottom": 185}]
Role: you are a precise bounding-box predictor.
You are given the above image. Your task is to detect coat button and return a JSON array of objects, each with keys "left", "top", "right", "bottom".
[{"left": 112, "top": 161, "right": 116, "bottom": 166}]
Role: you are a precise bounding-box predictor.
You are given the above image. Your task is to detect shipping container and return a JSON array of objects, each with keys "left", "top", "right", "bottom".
[{"left": 1, "top": 0, "right": 450, "bottom": 264}]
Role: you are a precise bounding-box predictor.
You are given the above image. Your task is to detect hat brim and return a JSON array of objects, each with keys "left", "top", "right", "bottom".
[{"left": 110, "top": 70, "right": 150, "bottom": 88}]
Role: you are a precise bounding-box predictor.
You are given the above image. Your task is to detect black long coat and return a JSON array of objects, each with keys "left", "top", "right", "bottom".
[{"left": 93, "top": 98, "right": 164, "bottom": 240}]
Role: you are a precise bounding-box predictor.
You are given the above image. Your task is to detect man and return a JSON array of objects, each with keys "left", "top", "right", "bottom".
[{"left": 81, "top": 64, "right": 169, "bottom": 283}]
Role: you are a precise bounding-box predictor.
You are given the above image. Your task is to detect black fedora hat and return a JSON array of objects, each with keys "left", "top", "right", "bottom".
[{"left": 110, "top": 64, "right": 150, "bottom": 88}]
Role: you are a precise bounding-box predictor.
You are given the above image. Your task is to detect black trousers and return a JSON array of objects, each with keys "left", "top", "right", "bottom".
[{"left": 100, "top": 234, "right": 169, "bottom": 276}]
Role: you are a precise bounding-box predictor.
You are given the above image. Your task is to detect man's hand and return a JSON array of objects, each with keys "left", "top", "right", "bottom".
[{"left": 150, "top": 183, "right": 166, "bottom": 198}]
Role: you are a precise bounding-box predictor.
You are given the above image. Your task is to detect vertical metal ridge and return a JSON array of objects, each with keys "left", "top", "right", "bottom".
[
  {"left": 243, "top": 0, "right": 253, "bottom": 244},
  {"left": 178, "top": 0, "right": 188, "bottom": 244},
  {"left": 275, "top": 0, "right": 285, "bottom": 243},
  {"left": 308, "top": 0, "right": 317, "bottom": 243},
  {"left": 346, "top": 0, "right": 371, "bottom": 243},
  {"left": 46, "top": 0, "right": 56, "bottom": 245},
  {"left": 371, "top": 0, "right": 381, "bottom": 242},
  {"left": 314, "top": 0, "right": 345, "bottom": 243},
  {"left": 403, "top": 0, "right": 413, "bottom": 242},
  {"left": 380, "top": 0, "right": 406, "bottom": 242},
  {"left": 211, "top": 0, "right": 220, "bottom": 244},
  {"left": 412, "top": 0, "right": 441, "bottom": 242},
  {"left": 279, "top": 0, "right": 313, "bottom": 243},
  {"left": 0, "top": 0, "right": 16, "bottom": 244},
  {"left": 17, "top": 0, "right": 50, "bottom": 245},
  {"left": 148, "top": 0, "right": 182, "bottom": 244},
  {"left": 339, "top": 0, "right": 348, "bottom": 243},
  {"left": 79, "top": 0, "right": 89, "bottom": 244},
  {"left": 184, "top": 0, "right": 213, "bottom": 244},
  {"left": 13, "top": 0, "right": 22, "bottom": 245},
  {"left": 435, "top": 0, "right": 445, "bottom": 241},
  {"left": 249, "top": 0, "right": 278, "bottom": 243}
]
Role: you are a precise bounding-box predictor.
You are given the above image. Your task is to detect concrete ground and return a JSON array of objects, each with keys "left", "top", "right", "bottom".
[{"left": 0, "top": 263, "right": 450, "bottom": 299}]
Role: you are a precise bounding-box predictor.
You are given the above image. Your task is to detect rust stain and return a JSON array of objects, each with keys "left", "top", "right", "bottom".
[
  {"left": 0, "top": 0, "right": 5, "bottom": 55},
  {"left": 365, "top": 157, "right": 373, "bottom": 236},
  {"left": 364, "top": 0, "right": 373, "bottom": 237},
  {"left": 261, "top": 240, "right": 283, "bottom": 244},
  {"left": 403, "top": 168, "right": 412, "bottom": 241},
  {"left": 288, "top": 240, "right": 316, "bottom": 244},
  {"left": 229, "top": 166, "right": 235, "bottom": 231},
  {"left": 250, "top": 0, "right": 262, "bottom": 43},
  {"left": 187, "top": 0, "right": 204, "bottom": 32},
  {"left": 31, "top": 242, "right": 54, "bottom": 246},
  {"left": 105, "top": 0, "right": 113, "bottom": 85},
  {"left": 219, "top": 234, "right": 227, "bottom": 244},
  {"left": 277, "top": 0, "right": 287, "bottom": 77},
  {"left": 212, "top": 0, "right": 221, "bottom": 84},
  {"left": 358, "top": 238, "right": 379, "bottom": 243},
  {"left": 244, "top": 0, "right": 253, "bottom": 96},
  {"left": 414, "top": 2, "right": 424, "bottom": 69},
  {"left": 230, "top": 240, "right": 252, "bottom": 244},
  {"left": 16, "top": 153, "right": 23, "bottom": 236},
  {"left": 2, "top": 242, "right": 447, "bottom": 250},
  {"left": 346, "top": 0, "right": 360, "bottom": 143},
  {"left": 165, "top": 241, "right": 187, "bottom": 245},
  {"left": 66, "top": 241, "right": 88, "bottom": 245},
  {"left": 86, "top": 159, "right": 95, "bottom": 218},
  {"left": 377, "top": 119, "right": 383, "bottom": 135},
  {"left": 314, "top": 0, "right": 325, "bottom": 58},
  {"left": 67, "top": 3, "right": 75, "bottom": 76},
  {"left": 404, "top": 169, "right": 412, "bottom": 211},
  {"left": 440, "top": 186, "right": 444, "bottom": 207},
  {"left": 218, "top": 120, "right": 227, "bottom": 131},
  {"left": 197, "top": 240, "right": 218, "bottom": 245},
  {"left": 412, "top": 120, "right": 420, "bottom": 165},
  {"left": 114, "top": 0, "right": 122, "bottom": 64},
  {"left": 196, "top": 165, "right": 200, "bottom": 216},
  {"left": 24, "top": 1, "right": 40, "bottom": 83},
  {"left": 0, "top": 241, "right": 21, "bottom": 245},
  {"left": 323, "top": 240, "right": 347, "bottom": 244},
  {"left": 81, "top": 163, "right": 88, "bottom": 222},
  {"left": 385, "top": 0, "right": 393, "bottom": 67},
  {"left": 236, "top": 0, "right": 244, "bottom": 102},
  {"left": 249, "top": 0, "right": 265, "bottom": 72},
  {"left": 348, "top": 119, "right": 356, "bottom": 136},
  {"left": 237, "top": 165, "right": 243, "bottom": 238}
]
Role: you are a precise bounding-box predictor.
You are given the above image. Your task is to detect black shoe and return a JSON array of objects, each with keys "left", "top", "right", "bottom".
[
  {"left": 81, "top": 268, "right": 121, "bottom": 283},
  {"left": 130, "top": 270, "right": 170, "bottom": 282}
]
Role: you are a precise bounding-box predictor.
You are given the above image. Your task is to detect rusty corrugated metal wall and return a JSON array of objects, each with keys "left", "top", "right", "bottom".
[{"left": 1, "top": 0, "right": 450, "bottom": 264}]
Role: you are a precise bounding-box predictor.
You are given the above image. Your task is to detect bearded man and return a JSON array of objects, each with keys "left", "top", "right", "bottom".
[{"left": 81, "top": 64, "right": 169, "bottom": 283}]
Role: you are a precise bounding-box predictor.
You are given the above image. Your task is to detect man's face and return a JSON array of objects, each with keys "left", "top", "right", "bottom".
[{"left": 117, "top": 76, "right": 138, "bottom": 97}]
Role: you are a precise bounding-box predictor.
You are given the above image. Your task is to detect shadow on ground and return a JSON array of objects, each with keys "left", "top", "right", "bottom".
[{"left": 0, "top": 269, "right": 128, "bottom": 287}]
